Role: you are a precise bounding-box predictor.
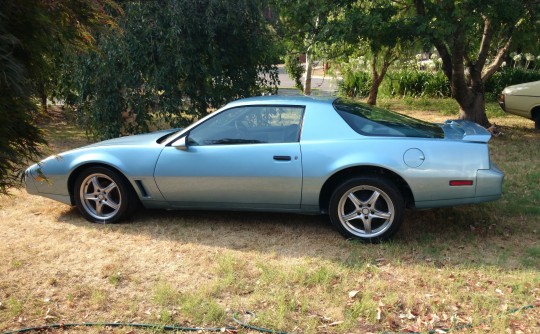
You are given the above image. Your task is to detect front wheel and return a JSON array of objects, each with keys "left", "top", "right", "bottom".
[
  {"left": 329, "top": 177, "right": 405, "bottom": 242},
  {"left": 74, "top": 166, "right": 138, "bottom": 224}
]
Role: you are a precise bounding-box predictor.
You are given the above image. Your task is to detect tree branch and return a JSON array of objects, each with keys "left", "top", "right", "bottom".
[
  {"left": 434, "top": 41, "right": 453, "bottom": 82},
  {"left": 371, "top": 51, "right": 380, "bottom": 81},
  {"left": 482, "top": 36, "right": 512, "bottom": 82},
  {"left": 476, "top": 16, "right": 493, "bottom": 71},
  {"left": 450, "top": 23, "right": 472, "bottom": 102}
]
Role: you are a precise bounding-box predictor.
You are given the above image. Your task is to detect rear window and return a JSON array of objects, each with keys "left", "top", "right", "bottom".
[{"left": 333, "top": 98, "right": 444, "bottom": 138}]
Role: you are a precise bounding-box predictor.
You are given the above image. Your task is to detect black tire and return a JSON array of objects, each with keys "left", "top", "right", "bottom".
[
  {"left": 534, "top": 114, "right": 540, "bottom": 130},
  {"left": 73, "top": 166, "right": 138, "bottom": 224},
  {"left": 328, "top": 177, "right": 405, "bottom": 242}
]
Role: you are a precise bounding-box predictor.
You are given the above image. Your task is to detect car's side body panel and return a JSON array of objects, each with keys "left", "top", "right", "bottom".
[
  {"left": 503, "top": 95, "right": 540, "bottom": 119},
  {"left": 501, "top": 80, "right": 540, "bottom": 119},
  {"left": 153, "top": 142, "right": 302, "bottom": 210},
  {"left": 26, "top": 134, "right": 168, "bottom": 205}
]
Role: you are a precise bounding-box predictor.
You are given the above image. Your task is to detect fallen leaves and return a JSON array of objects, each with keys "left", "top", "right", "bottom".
[{"left": 348, "top": 290, "right": 360, "bottom": 299}]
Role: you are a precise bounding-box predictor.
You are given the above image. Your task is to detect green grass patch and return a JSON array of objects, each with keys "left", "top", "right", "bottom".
[
  {"left": 152, "top": 282, "right": 181, "bottom": 307},
  {"left": 521, "top": 247, "right": 540, "bottom": 268}
]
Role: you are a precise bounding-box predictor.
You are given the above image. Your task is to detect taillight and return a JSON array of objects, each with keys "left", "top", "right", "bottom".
[{"left": 449, "top": 180, "right": 474, "bottom": 186}]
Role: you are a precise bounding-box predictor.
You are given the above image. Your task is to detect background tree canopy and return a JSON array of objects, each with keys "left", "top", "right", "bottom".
[
  {"left": 0, "top": 0, "right": 115, "bottom": 195},
  {"left": 409, "top": 0, "right": 539, "bottom": 126},
  {"left": 2, "top": 0, "right": 540, "bottom": 195},
  {"left": 60, "top": 0, "right": 280, "bottom": 140}
]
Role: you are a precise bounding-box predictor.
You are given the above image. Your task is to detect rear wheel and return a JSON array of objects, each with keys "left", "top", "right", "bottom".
[
  {"left": 74, "top": 166, "right": 138, "bottom": 223},
  {"left": 329, "top": 177, "right": 405, "bottom": 242}
]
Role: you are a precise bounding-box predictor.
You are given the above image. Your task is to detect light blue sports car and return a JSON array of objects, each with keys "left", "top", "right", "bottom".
[{"left": 25, "top": 96, "right": 504, "bottom": 241}]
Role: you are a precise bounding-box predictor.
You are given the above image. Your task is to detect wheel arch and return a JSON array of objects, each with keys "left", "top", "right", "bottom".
[
  {"left": 319, "top": 165, "right": 415, "bottom": 213},
  {"left": 67, "top": 163, "right": 139, "bottom": 205},
  {"left": 531, "top": 105, "right": 540, "bottom": 120}
]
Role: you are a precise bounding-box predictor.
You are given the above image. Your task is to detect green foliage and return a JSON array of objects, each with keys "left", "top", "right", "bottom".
[
  {"left": 274, "top": 0, "right": 342, "bottom": 94},
  {"left": 338, "top": 70, "right": 372, "bottom": 98},
  {"left": 284, "top": 54, "right": 304, "bottom": 92},
  {"left": 61, "top": 0, "right": 279, "bottom": 140},
  {"left": 339, "top": 68, "right": 451, "bottom": 99},
  {"left": 340, "top": 65, "right": 540, "bottom": 101},
  {"left": 385, "top": 70, "right": 451, "bottom": 98},
  {"left": 0, "top": 0, "right": 113, "bottom": 195},
  {"left": 485, "top": 68, "right": 540, "bottom": 101},
  {"left": 410, "top": 0, "right": 540, "bottom": 124}
]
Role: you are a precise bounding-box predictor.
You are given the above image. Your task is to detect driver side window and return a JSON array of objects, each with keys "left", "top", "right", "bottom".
[{"left": 188, "top": 105, "right": 304, "bottom": 146}]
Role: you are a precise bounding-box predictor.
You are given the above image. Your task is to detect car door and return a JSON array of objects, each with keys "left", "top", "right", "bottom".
[{"left": 153, "top": 105, "right": 304, "bottom": 210}]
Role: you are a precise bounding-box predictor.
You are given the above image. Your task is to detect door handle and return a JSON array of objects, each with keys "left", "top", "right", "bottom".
[{"left": 273, "top": 155, "right": 291, "bottom": 161}]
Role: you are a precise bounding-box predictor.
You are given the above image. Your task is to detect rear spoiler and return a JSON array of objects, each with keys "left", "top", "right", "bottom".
[{"left": 442, "top": 120, "right": 491, "bottom": 143}]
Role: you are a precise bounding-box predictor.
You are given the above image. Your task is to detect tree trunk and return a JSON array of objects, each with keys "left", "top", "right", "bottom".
[
  {"left": 366, "top": 78, "right": 383, "bottom": 105},
  {"left": 40, "top": 94, "right": 47, "bottom": 112},
  {"left": 38, "top": 83, "right": 47, "bottom": 112},
  {"left": 454, "top": 68, "right": 491, "bottom": 127},
  {"left": 303, "top": 52, "right": 312, "bottom": 96},
  {"left": 366, "top": 51, "right": 391, "bottom": 106},
  {"left": 456, "top": 90, "right": 490, "bottom": 127}
]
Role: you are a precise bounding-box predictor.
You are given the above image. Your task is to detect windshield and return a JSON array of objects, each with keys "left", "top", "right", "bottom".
[{"left": 333, "top": 98, "right": 444, "bottom": 138}]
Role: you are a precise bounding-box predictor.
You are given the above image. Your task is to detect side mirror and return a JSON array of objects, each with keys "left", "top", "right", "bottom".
[{"left": 172, "top": 136, "right": 188, "bottom": 150}]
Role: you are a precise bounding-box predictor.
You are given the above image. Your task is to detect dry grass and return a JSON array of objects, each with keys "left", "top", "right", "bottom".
[{"left": 1, "top": 102, "right": 539, "bottom": 334}]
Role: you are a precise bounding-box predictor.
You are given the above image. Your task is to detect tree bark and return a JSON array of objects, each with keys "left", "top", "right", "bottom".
[
  {"left": 367, "top": 68, "right": 385, "bottom": 105},
  {"left": 303, "top": 52, "right": 312, "bottom": 95},
  {"left": 457, "top": 92, "right": 490, "bottom": 126},
  {"left": 39, "top": 90, "right": 48, "bottom": 112},
  {"left": 366, "top": 49, "right": 393, "bottom": 106}
]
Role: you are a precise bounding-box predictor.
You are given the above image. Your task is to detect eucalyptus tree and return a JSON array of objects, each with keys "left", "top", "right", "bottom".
[
  {"left": 0, "top": 0, "right": 115, "bottom": 195},
  {"left": 62, "top": 0, "right": 279, "bottom": 139},
  {"left": 412, "top": 0, "right": 540, "bottom": 126}
]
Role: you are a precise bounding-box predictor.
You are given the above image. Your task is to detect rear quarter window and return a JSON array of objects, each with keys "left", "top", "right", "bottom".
[{"left": 333, "top": 98, "right": 444, "bottom": 138}]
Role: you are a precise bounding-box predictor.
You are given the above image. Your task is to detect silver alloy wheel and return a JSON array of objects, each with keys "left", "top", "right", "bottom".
[
  {"left": 79, "top": 173, "right": 122, "bottom": 220},
  {"left": 337, "top": 185, "right": 395, "bottom": 238}
]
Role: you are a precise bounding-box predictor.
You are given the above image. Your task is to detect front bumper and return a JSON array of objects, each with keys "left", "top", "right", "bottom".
[
  {"left": 24, "top": 164, "right": 72, "bottom": 205},
  {"left": 24, "top": 167, "right": 40, "bottom": 195}
]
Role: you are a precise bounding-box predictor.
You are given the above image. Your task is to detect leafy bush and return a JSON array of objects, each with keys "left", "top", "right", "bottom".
[
  {"left": 60, "top": 0, "right": 279, "bottom": 140},
  {"left": 338, "top": 68, "right": 451, "bottom": 99},
  {"left": 338, "top": 70, "right": 372, "bottom": 98},
  {"left": 284, "top": 54, "right": 304, "bottom": 92},
  {"left": 338, "top": 65, "right": 540, "bottom": 102},
  {"left": 485, "top": 68, "right": 540, "bottom": 101},
  {"left": 383, "top": 70, "right": 451, "bottom": 98}
]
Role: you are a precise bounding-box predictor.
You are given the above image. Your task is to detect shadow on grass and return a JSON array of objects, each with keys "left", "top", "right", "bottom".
[{"left": 58, "top": 200, "right": 539, "bottom": 270}]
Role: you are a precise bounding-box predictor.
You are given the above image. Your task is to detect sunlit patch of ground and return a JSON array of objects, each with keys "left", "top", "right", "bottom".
[{"left": 1, "top": 102, "right": 539, "bottom": 333}]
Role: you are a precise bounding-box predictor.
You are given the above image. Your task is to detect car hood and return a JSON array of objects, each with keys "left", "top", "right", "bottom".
[
  {"left": 84, "top": 129, "right": 178, "bottom": 148},
  {"left": 503, "top": 80, "right": 540, "bottom": 96}
]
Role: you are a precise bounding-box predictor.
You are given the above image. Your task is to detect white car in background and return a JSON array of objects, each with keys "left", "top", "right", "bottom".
[{"left": 499, "top": 80, "right": 540, "bottom": 129}]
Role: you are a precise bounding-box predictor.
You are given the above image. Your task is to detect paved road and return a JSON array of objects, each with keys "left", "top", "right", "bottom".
[{"left": 276, "top": 64, "right": 339, "bottom": 96}]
